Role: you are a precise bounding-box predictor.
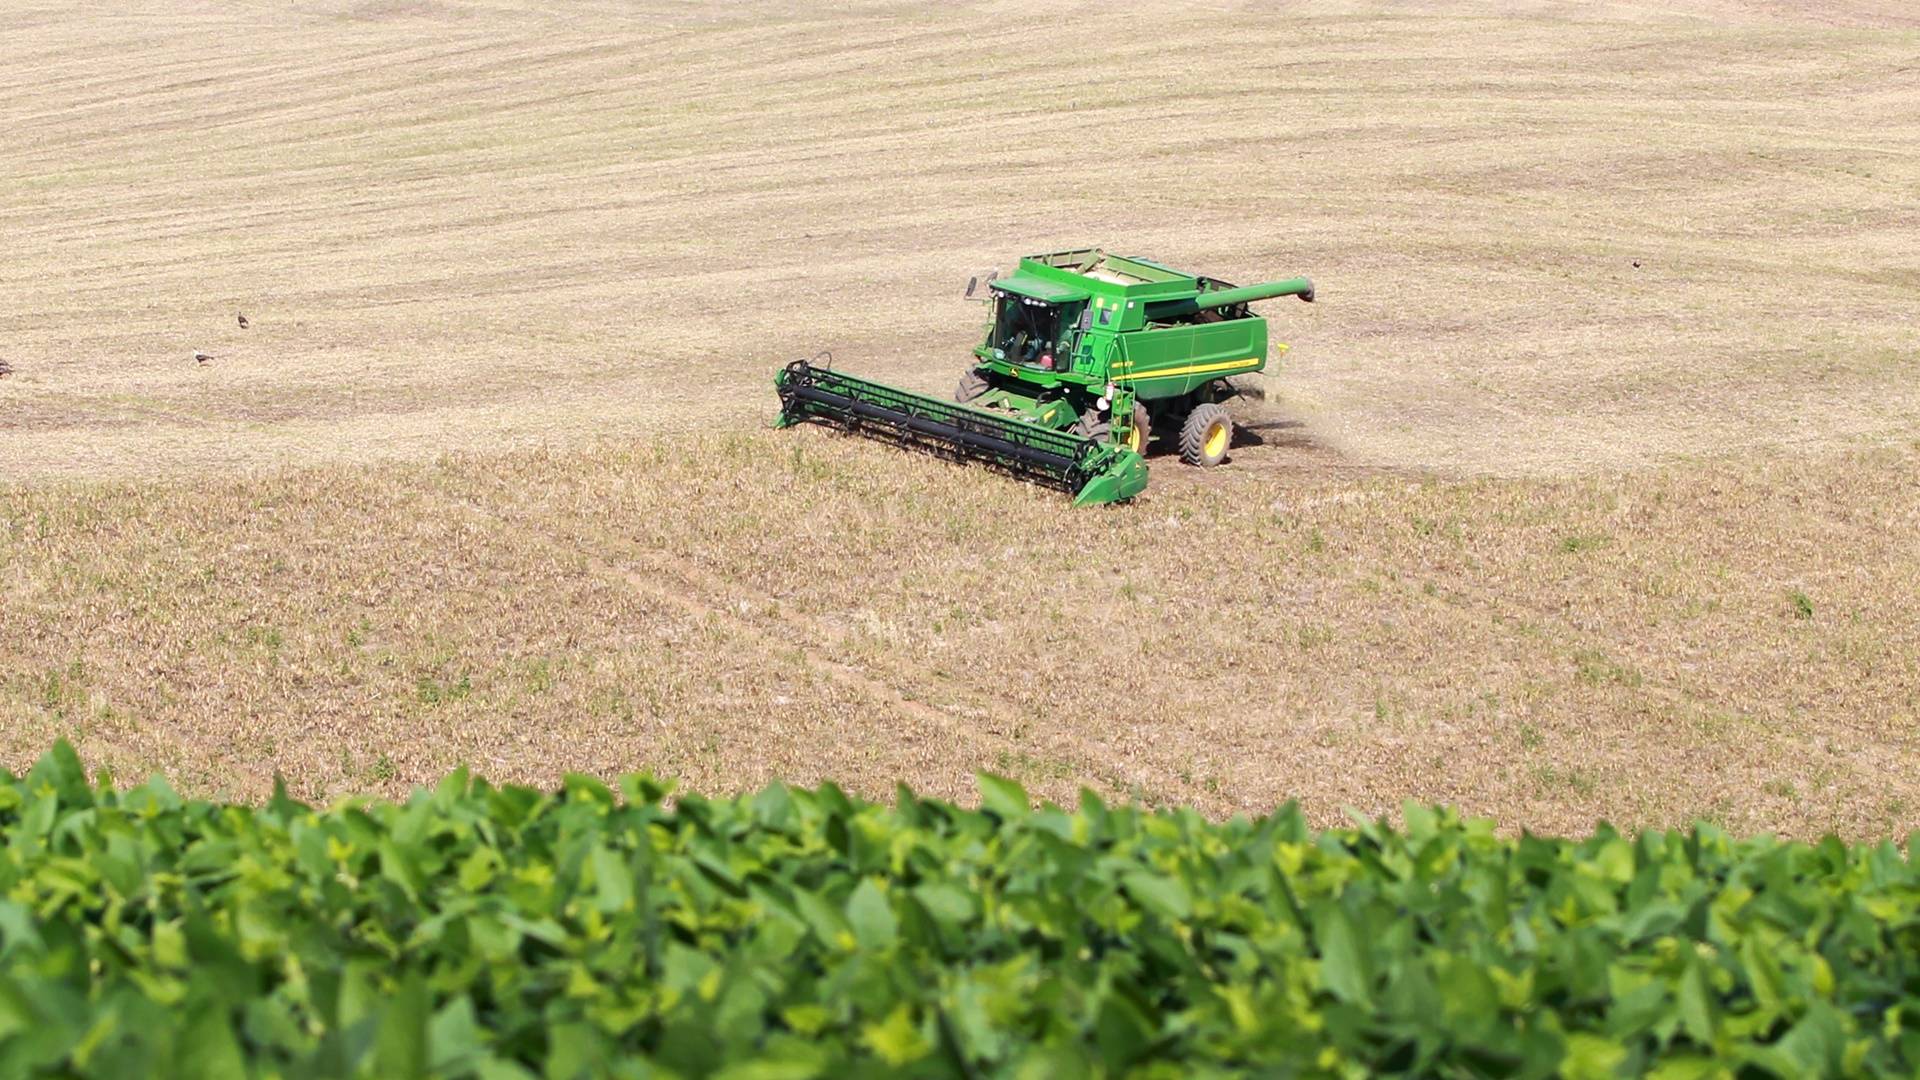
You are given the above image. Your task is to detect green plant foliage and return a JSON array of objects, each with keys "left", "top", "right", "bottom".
[{"left": 1, "top": 742, "right": 1917, "bottom": 1078}]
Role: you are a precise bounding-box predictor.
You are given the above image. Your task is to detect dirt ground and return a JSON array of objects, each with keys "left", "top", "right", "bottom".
[
  {"left": 3, "top": 0, "right": 1917, "bottom": 837},
  {"left": 3, "top": 0, "right": 1916, "bottom": 480}
]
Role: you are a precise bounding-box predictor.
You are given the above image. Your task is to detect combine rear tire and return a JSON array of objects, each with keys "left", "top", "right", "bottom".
[
  {"left": 954, "top": 370, "right": 989, "bottom": 404},
  {"left": 1180, "top": 403, "right": 1233, "bottom": 467}
]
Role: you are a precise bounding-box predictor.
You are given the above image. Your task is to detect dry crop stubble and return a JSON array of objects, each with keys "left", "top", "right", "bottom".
[
  {"left": 0, "top": 460, "right": 1011, "bottom": 807},
  {"left": 3, "top": 0, "right": 1918, "bottom": 836},
  {"left": 4, "top": 433, "right": 1917, "bottom": 837}
]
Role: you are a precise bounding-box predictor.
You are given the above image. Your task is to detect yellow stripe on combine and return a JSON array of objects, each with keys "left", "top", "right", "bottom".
[{"left": 1116, "top": 357, "right": 1260, "bottom": 381}]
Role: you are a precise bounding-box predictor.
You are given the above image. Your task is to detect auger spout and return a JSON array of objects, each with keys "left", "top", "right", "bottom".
[{"left": 1143, "top": 276, "right": 1314, "bottom": 320}]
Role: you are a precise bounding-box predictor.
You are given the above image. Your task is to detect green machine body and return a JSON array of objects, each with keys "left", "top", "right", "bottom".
[{"left": 776, "top": 249, "right": 1313, "bottom": 506}]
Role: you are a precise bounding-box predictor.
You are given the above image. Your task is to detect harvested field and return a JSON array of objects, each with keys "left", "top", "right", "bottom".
[
  {"left": 5, "top": 433, "right": 1917, "bottom": 838},
  {"left": 3, "top": 0, "right": 1918, "bottom": 838},
  {"left": 2, "top": 0, "right": 1917, "bottom": 480}
]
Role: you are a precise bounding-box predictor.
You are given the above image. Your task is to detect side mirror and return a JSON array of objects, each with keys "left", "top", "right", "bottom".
[{"left": 965, "top": 275, "right": 978, "bottom": 299}]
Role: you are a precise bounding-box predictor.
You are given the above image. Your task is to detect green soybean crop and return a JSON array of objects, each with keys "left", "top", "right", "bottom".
[{"left": 1, "top": 743, "right": 1916, "bottom": 1078}]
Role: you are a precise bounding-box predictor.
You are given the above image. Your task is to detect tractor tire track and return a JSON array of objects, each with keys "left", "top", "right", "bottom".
[{"left": 579, "top": 533, "right": 1192, "bottom": 807}]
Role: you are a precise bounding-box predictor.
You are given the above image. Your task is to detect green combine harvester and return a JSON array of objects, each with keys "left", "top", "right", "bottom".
[{"left": 775, "top": 249, "right": 1314, "bottom": 506}]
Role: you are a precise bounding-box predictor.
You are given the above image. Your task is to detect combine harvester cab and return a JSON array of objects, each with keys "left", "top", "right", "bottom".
[{"left": 775, "top": 249, "right": 1312, "bottom": 506}]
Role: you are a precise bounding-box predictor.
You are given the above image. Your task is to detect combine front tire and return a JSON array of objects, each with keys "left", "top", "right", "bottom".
[
  {"left": 1180, "top": 403, "right": 1233, "bottom": 467},
  {"left": 1076, "top": 403, "right": 1152, "bottom": 453},
  {"left": 1122, "top": 403, "right": 1151, "bottom": 454},
  {"left": 954, "top": 370, "right": 989, "bottom": 404}
]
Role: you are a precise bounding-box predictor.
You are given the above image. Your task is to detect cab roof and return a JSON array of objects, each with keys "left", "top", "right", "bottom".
[{"left": 990, "top": 273, "right": 1089, "bottom": 304}]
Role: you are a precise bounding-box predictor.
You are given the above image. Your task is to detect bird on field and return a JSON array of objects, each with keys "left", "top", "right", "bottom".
[
  {"left": 194, "top": 351, "right": 214, "bottom": 365},
  {"left": 1632, "top": 261, "right": 1641, "bottom": 269},
  {"left": 0, "top": 359, "right": 12, "bottom": 377},
  {"left": 237, "top": 313, "right": 250, "bottom": 329}
]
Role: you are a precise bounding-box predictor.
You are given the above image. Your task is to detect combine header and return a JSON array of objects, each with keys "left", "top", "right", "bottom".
[{"left": 775, "top": 249, "right": 1313, "bottom": 506}]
